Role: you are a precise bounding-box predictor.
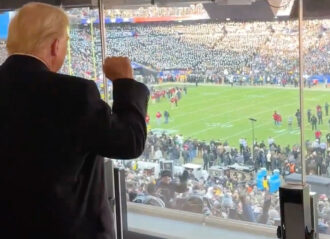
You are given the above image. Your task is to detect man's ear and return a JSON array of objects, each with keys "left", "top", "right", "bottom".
[{"left": 50, "top": 38, "right": 59, "bottom": 57}]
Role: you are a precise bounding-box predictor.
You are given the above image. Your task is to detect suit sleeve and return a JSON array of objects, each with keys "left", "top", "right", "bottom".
[{"left": 85, "top": 79, "right": 149, "bottom": 159}]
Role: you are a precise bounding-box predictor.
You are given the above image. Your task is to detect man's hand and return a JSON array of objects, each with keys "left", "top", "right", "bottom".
[{"left": 103, "top": 57, "right": 133, "bottom": 81}]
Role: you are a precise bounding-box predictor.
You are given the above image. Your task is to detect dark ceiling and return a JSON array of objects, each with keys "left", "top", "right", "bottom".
[
  {"left": 0, "top": 0, "right": 92, "bottom": 10},
  {"left": 1, "top": 0, "right": 329, "bottom": 18}
]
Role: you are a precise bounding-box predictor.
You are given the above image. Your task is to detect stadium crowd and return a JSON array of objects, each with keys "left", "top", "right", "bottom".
[
  {"left": 66, "top": 4, "right": 207, "bottom": 20},
  {"left": 122, "top": 131, "right": 330, "bottom": 233},
  {"left": 1, "top": 19, "right": 329, "bottom": 86},
  {"left": 54, "top": 18, "right": 330, "bottom": 87},
  {"left": 104, "top": 4, "right": 207, "bottom": 18},
  {"left": 141, "top": 131, "right": 330, "bottom": 175},
  {"left": 125, "top": 162, "right": 284, "bottom": 226},
  {"left": 122, "top": 99, "right": 330, "bottom": 230}
]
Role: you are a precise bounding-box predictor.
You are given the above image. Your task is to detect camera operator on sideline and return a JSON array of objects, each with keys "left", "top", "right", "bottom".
[{"left": 155, "top": 170, "right": 189, "bottom": 208}]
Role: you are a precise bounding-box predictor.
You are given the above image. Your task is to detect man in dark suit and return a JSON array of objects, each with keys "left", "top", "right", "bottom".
[{"left": 0, "top": 3, "right": 149, "bottom": 239}]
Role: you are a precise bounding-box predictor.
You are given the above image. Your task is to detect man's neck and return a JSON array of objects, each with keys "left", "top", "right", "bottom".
[{"left": 11, "top": 53, "right": 50, "bottom": 70}]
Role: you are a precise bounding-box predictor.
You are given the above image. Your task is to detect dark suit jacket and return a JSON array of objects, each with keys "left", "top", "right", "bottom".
[{"left": 0, "top": 55, "right": 149, "bottom": 239}]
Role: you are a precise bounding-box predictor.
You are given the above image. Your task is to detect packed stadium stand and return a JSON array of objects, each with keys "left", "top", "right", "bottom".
[
  {"left": 60, "top": 19, "right": 330, "bottom": 82},
  {"left": 1, "top": 18, "right": 329, "bottom": 81}
]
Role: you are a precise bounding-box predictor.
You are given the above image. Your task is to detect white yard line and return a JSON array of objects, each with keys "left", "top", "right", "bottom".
[
  {"left": 183, "top": 102, "right": 300, "bottom": 138},
  {"left": 172, "top": 89, "right": 283, "bottom": 119},
  {"left": 169, "top": 92, "right": 296, "bottom": 129}
]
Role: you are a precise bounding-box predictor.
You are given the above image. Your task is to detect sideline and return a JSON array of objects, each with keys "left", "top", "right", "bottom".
[{"left": 151, "top": 82, "right": 330, "bottom": 92}]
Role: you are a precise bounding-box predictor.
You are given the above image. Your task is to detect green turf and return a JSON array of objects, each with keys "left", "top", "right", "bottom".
[{"left": 147, "top": 85, "right": 330, "bottom": 147}]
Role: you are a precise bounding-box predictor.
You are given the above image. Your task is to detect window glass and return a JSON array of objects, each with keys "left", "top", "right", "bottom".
[
  {"left": 98, "top": 4, "right": 303, "bottom": 233},
  {"left": 3, "top": 3, "right": 329, "bottom": 237},
  {"left": 0, "top": 40, "right": 6, "bottom": 65},
  {"left": 0, "top": 11, "right": 9, "bottom": 64},
  {"left": 302, "top": 18, "right": 330, "bottom": 235}
]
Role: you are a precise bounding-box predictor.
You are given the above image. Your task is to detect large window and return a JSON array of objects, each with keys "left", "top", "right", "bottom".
[
  {"left": 119, "top": 15, "right": 303, "bottom": 231},
  {"left": 0, "top": 2, "right": 329, "bottom": 238}
]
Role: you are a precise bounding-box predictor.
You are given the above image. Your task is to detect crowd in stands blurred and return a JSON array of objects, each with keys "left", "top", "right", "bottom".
[
  {"left": 67, "top": 4, "right": 207, "bottom": 20},
  {"left": 53, "top": 18, "right": 330, "bottom": 87},
  {"left": 122, "top": 130, "right": 330, "bottom": 232},
  {"left": 140, "top": 131, "right": 330, "bottom": 176},
  {"left": 1, "top": 19, "right": 329, "bottom": 86},
  {"left": 104, "top": 4, "right": 207, "bottom": 18},
  {"left": 125, "top": 160, "right": 283, "bottom": 226}
]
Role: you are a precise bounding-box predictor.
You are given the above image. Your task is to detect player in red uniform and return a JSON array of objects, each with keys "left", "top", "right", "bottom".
[
  {"left": 156, "top": 112, "right": 162, "bottom": 125},
  {"left": 273, "top": 111, "right": 279, "bottom": 126},
  {"left": 146, "top": 114, "right": 150, "bottom": 125}
]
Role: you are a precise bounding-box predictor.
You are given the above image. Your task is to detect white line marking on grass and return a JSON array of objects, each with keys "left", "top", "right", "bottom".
[
  {"left": 186, "top": 100, "right": 306, "bottom": 139},
  {"left": 273, "top": 129, "right": 300, "bottom": 139},
  {"left": 272, "top": 129, "right": 287, "bottom": 133},
  {"left": 202, "top": 92, "right": 222, "bottom": 96},
  {"left": 151, "top": 128, "right": 178, "bottom": 135},
  {"left": 189, "top": 120, "right": 271, "bottom": 139},
  {"left": 205, "top": 122, "right": 233, "bottom": 128},
  {"left": 186, "top": 102, "right": 298, "bottom": 137},
  {"left": 170, "top": 92, "right": 297, "bottom": 130},
  {"left": 178, "top": 85, "right": 289, "bottom": 109},
  {"left": 247, "top": 95, "right": 266, "bottom": 99},
  {"left": 289, "top": 130, "right": 301, "bottom": 135},
  {"left": 225, "top": 122, "right": 300, "bottom": 140},
  {"left": 170, "top": 90, "right": 286, "bottom": 125},
  {"left": 271, "top": 125, "right": 327, "bottom": 140},
  {"left": 171, "top": 88, "right": 255, "bottom": 113}
]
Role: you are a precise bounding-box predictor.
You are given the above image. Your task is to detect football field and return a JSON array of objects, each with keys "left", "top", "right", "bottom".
[{"left": 147, "top": 84, "right": 330, "bottom": 147}]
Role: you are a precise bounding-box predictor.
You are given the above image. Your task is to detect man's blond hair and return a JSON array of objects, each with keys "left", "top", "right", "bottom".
[{"left": 6, "top": 2, "right": 69, "bottom": 55}]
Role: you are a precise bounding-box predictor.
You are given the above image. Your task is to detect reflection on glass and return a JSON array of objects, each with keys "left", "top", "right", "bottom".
[
  {"left": 58, "top": 6, "right": 325, "bottom": 232},
  {"left": 0, "top": 40, "right": 6, "bottom": 65},
  {"left": 97, "top": 11, "right": 311, "bottom": 232},
  {"left": 0, "top": 10, "right": 10, "bottom": 64},
  {"left": 122, "top": 18, "right": 302, "bottom": 226},
  {"left": 1, "top": 4, "right": 328, "bottom": 236}
]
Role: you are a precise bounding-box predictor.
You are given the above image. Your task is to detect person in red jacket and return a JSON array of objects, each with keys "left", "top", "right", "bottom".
[
  {"left": 156, "top": 111, "right": 162, "bottom": 125},
  {"left": 151, "top": 94, "right": 156, "bottom": 104},
  {"left": 289, "top": 162, "right": 296, "bottom": 174},
  {"left": 315, "top": 130, "right": 322, "bottom": 141},
  {"left": 170, "top": 97, "right": 176, "bottom": 108},
  {"left": 273, "top": 111, "right": 279, "bottom": 126},
  {"left": 146, "top": 114, "right": 150, "bottom": 125}
]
